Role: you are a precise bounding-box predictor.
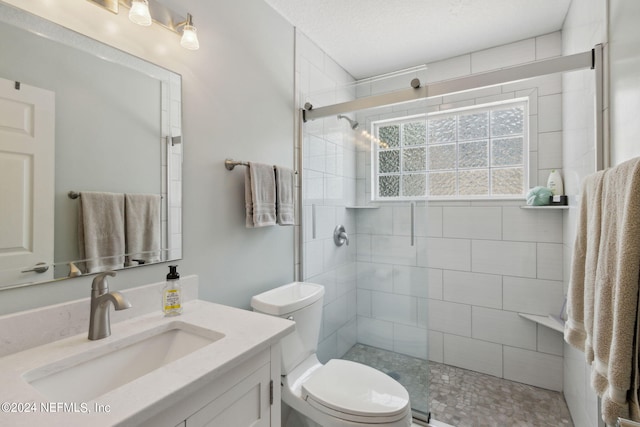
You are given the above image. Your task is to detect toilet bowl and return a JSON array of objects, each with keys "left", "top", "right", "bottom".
[{"left": 251, "top": 282, "right": 412, "bottom": 427}]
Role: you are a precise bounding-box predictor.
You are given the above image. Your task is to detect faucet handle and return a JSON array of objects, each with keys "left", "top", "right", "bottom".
[{"left": 91, "top": 271, "right": 116, "bottom": 292}]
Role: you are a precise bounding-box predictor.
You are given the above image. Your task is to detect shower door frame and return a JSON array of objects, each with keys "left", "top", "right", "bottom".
[{"left": 302, "top": 45, "right": 604, "bottom": 169}]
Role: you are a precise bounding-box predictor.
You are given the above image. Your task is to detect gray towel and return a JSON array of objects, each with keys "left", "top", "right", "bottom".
[
  {"left": 244, "top": 167, "right": 254, "bottom": 228},
  {"left": 245, "top": 162, "right": 276, "bottom": 227},
  {"left": 77, "top": 191, "right": 125, "bottom": 274},
  {"left": 275, "top": 166, "right": 295, "bottom": 226},
  {"left": 125, "top": 193, "right": 161, "bottom": 266}
]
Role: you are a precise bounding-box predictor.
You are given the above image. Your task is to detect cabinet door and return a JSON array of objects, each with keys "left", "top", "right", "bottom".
[{"left": 186, "top": 363, "right": 271, "bottom": 427}]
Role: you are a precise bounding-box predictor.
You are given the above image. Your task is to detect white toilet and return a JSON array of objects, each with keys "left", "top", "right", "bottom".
[{"left": 251, "top": 282, "right": 412, "bottom": 427}]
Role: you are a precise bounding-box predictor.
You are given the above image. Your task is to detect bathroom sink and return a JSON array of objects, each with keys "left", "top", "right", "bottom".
[{"left": 23, "top": 321, "right": 224, "bottom": 402}]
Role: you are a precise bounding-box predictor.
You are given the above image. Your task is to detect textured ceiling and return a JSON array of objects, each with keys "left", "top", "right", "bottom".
[{"left": 264, "top": 0, "right": 572, "bottom": 79}]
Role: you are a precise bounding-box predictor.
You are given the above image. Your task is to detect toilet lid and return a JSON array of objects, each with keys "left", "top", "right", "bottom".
[{"left": 301, "top": 359, "right": 410, "bottom": 422}]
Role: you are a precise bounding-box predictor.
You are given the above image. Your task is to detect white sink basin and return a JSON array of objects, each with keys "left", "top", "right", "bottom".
[{"left": 23, "top": 321, "right": 224, "bottom": 402}]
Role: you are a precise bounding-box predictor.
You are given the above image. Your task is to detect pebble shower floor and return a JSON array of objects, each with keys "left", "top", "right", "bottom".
[{"left": 342, "top": 344, "right": 573, "bottom": 427}]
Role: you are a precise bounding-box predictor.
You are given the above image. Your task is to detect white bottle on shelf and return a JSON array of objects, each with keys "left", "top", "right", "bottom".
[{"left": 547, "top": 169, "right": 564, "bottom": 196}]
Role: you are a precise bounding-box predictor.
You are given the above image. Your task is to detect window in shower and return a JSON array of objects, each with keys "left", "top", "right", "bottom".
[{"left": 372, "top": 98, "right": 529, "bottom": 200}]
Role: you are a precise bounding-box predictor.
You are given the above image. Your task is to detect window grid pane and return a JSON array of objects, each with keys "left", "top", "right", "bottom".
[
  {"left": 379, "top": 175, "right": 400, "bottom": 197},
  {"left": 379, "top": 125, "right": 400, "bottom": 148},
  {"left": 403, "top": 121, "right": 427, "bottom": 146},
  {"left": 428, "top": 117, "right": 456, "bottom": 144},
  {"left": 379, "top": 149, "right": 401, "bottom": 173},
  {"left": 403, "top": 147, "right": 427, "bottom": 172},
  {"left": 402, "top": 173, "right": 427, "bottom": 197},
  {"left": 374, "top": 100, "right": 526, "bottom": 199}
]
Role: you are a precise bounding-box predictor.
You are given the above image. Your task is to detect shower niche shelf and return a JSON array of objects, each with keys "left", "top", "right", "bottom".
[
  {"left": 520, "top": 205, "right": 568, "bottom": 210},
  {"left": 518, "top": 313, "right": 565, "bottom": 333},
  {"left": 346, "top": 206, "right": 379, "bottom": 209}
]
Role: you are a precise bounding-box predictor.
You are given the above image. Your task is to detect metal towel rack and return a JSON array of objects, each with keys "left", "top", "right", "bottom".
[
  {"left": 225, "top": 158, "right": 297, "bottom": 174},
  {"left": 68, "top": 191, "right": 163, "bottom": 199},
  {"left": 224, "top": 159, "right": 250, "bottom": 170}
]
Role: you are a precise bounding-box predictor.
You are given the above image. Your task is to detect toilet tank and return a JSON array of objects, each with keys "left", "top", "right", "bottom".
[{"left": 251, "top": 282, "right": 324, "bottom": 375}]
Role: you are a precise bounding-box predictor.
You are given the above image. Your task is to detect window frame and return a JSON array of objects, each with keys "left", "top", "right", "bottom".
[{"left": 371, "top": 98, "right": 530, "bottom": 201}]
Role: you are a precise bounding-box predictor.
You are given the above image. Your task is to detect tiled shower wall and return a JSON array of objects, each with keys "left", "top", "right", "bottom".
[
  {"left": 354, "top": 32, "right": 567, "bottom": 391},
  {"left": 295, "top": 30, "right": 360, "bottom": 363}
]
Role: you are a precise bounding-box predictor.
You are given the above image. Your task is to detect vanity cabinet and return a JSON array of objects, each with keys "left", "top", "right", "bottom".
[
  {"left": 140, "top": 345, "right": 282, "bottom": 427},
  {"left": 186, "top": 361, "right": 271, "bottom": 426}
]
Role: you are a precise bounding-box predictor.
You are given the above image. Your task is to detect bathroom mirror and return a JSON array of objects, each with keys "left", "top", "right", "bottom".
[{"left": 0, "top": 3, "right": 182, "bottom": 289}]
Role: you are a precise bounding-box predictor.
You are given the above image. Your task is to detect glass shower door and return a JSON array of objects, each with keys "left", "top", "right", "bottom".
[{"left": 299, "top": 73, "right": 432, "bottom": 421}]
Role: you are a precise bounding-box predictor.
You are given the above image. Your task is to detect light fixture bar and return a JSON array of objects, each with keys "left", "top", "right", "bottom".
[
  {"left": 88, "top": 0, "right": 119, "bottom": 14},
  {"left": 87, "top": 0, "right": 199, "bottom": 50},
  {"left": 119, "top": 0, "right": 185, "bottom": 33}
]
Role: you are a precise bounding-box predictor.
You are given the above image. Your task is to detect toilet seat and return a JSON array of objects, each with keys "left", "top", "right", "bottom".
[{"left": 301, "top": 359, "right": 410, "bottom": 424}]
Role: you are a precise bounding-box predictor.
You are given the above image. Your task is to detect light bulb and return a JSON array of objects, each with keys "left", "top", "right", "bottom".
[
  {"left": 181, "top": 25, "right": 199, "bottom": 50},
  {"left": 129, "top": 0, "right": 152, "bottom": 26}
]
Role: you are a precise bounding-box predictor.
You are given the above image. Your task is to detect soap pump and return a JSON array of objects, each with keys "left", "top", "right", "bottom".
[{"left": 162, "top": 265, "right": 183, "bottom": 316}]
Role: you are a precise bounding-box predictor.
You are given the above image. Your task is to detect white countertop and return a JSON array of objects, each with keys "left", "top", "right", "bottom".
[{"left": 0, "top": 300, "right": 294, "bottom": 426}]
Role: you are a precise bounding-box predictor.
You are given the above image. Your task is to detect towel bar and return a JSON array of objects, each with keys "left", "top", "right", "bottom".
[
  {"left": 225, "top": 159, "right": 250, "bottom": 170},
  {"left": 225, "top": 158, "right": 297, "bottom": 174},
  {"left": 68, "top": 191, "right": 163, "bottom": 199}
]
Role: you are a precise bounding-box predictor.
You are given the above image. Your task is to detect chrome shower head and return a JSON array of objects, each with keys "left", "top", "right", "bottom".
[{"left": 337, "top": 114, "right": 359, "bottom": 130}]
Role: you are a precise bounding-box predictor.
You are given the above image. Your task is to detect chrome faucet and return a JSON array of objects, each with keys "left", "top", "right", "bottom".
[{"left": 88, "top": 271, "right": 132, "bottom": 340}]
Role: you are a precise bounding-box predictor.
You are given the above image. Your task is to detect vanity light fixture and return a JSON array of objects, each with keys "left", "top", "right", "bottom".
[
  {"left": 128, "top": 0, "right": 152, "bottom": 26},
  {"left": 88, "top": 0, "right": 200, "bottom": 50},
  {"left": 178, "top": 14, "right": 199, "bottom": 50}
]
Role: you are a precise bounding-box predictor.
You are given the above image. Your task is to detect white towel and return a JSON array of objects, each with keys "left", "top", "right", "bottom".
[
  {"left": 275, "top": 166, "right": 295, "bottom": 226},
  {"left": 592, "top": 158, "right": 640, "bottom": 424},
  {"left": 566, "top": 157, "right": 640, "bottom": 425},
  {"left": 124, "top": 193, "right": 161, "bottom": 266},
  {"left": 77, "top": 191, "right": 125, "bottom": 274},
  {"left": 245, "top": 162, "right": 276, "bottom": 227},
  {"left": 565, "top": 170, "right": 605, "bottom": 360}
]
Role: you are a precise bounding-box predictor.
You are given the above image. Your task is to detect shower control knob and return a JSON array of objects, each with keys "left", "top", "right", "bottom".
[{"left": 333, "top": 225, "right": 349, "bottom": 247}]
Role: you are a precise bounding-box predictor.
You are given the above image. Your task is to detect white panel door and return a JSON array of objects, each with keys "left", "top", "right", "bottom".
[{"left": 0, "top": 77, "right": 55, "bottom": 286}]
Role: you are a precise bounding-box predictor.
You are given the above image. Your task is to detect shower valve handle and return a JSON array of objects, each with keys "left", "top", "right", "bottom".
[{"left": 334, "top": 225, "right": 349, "bottom": 247}]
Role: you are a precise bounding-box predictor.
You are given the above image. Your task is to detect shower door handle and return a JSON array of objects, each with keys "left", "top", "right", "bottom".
[
  {"left": 312, "top": 204, "right": 317, "bottom": 239},
  {"left": 410, "top": 203, "right": 415, "bottom": 246}
]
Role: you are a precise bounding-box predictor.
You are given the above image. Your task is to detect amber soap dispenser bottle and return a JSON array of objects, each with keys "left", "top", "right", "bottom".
[{"left": 162, "top": 265, "right": 183, "bottom": 316}]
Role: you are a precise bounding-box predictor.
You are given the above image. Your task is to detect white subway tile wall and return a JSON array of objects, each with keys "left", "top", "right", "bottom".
[{"left": 298, "top": 30, "right": 567, "bottom": 392}]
